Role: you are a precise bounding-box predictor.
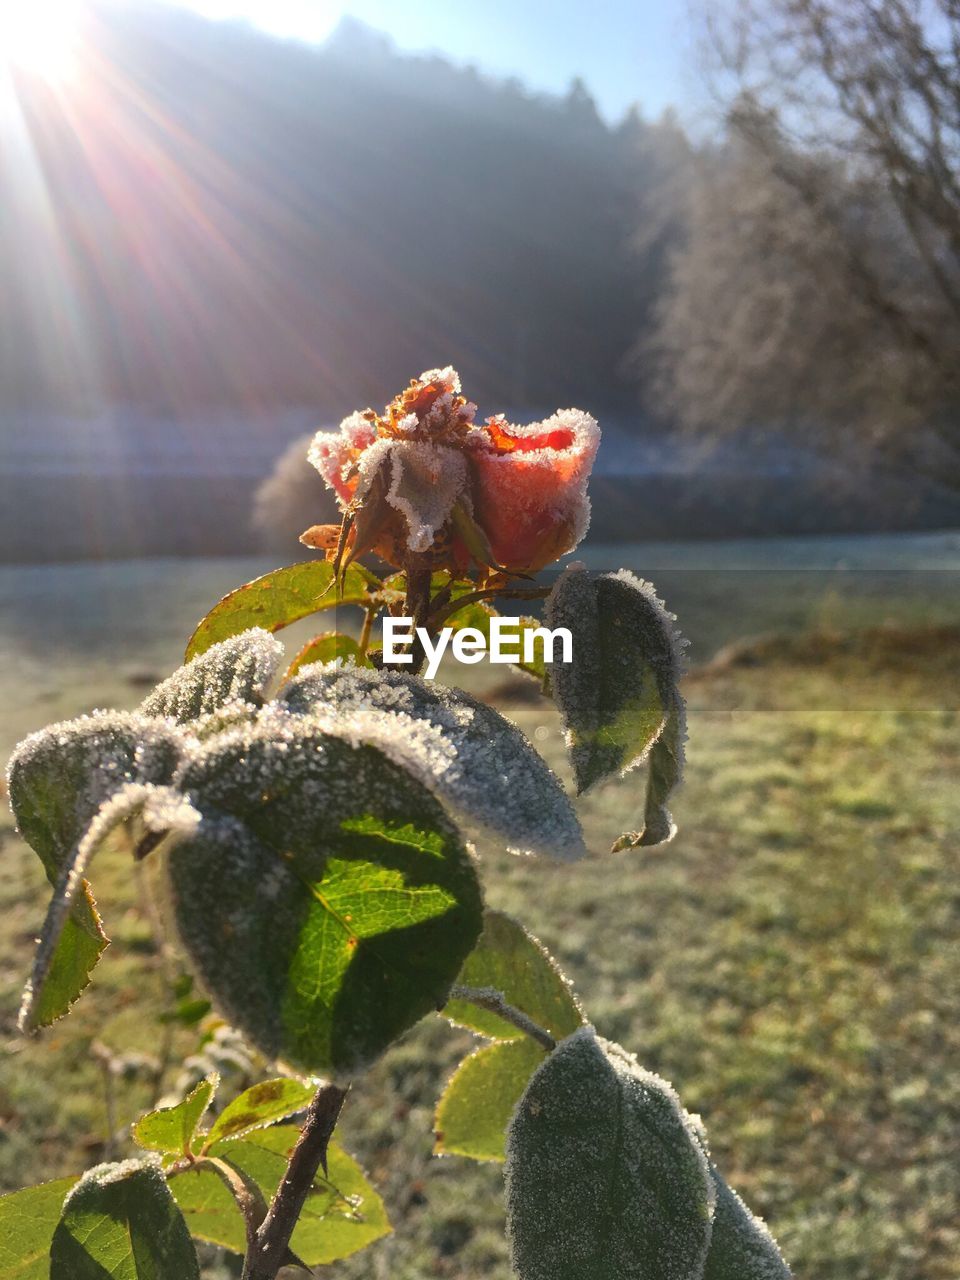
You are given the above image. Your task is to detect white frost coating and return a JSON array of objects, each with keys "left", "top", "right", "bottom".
[
  {"left": 419, "top": 365, "right": 461, "bottom": 393},
  {"left": 307, "top": 411, "right": 376, "bottom": 494},
  {"left": 190, "top": 698, "right": 261, "bottom": 741},
  {"left": 704, "top": 1170, "right": 792, "bottom": 1279},
  {"left": 506, "top": 1027, "right": 715, "bottom": 1280},
  {"left": 63, "top": 1154, "right": 163, "bottom": 1202},
  {"left": 279, "top": 667, "right": 587, "bottom": 861},
  {"left": 140, "top": 629, "right": 285, "bottom": 724},
  {"left": 605, "top": 569, "right": 690, "bottom": 680},
  {"left": 470, "top": 408, "right": 601, "bottom": 559},
  {"left": 166, "top": 715, "right": 479, "bottom": 1075},
  {"left": 472, "top": 407, "right": 599, "bottom": 465},
  {"left": 353, "top": 438, "right": 469, "bottom": 553},
  {"left": 545, "top": 564, "right": 688, "bottom": 813},
  {"left": 6, "top": 709, "right": 185, "bottom": 861}
]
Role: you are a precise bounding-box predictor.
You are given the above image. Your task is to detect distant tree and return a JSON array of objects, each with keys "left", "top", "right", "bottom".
[
  {"left": 1, "top": 10, "right": 683, "bottom": 423},
  {"left": 653, "top": 0, "right": 960, "bottom": 485},
  {"left": 252, "top": 433, "right": 336, "bottom": 552}
]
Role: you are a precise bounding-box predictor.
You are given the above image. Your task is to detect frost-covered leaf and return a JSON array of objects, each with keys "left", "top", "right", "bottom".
[
  {"left": 7, "top": 710, "right": 185, "bottom": 1025},
  {"left": 185, "top": 561, "right": 381, "bottom": 660},
  {"left": 204, "top": 1076, "right": 315, "bottom": 1146},
  {"left": 168, "top": 714, "right": 482, "bottom": 1074},
  {"left": 16, "top": 884, "right": 106, "bottom": 1033},
  {"left": 612, "top": 694, "right": 686, "bottom": 851},
  {"left": 279, "top": 667, "right": 586, "bottom": 861},
  {"left": 140, "top": 630, "right": 284, "bottom": 723},
  {"left": 171, "top": 1129, "right": 391, "bottom": 1263},
  {"left": 435, "top": 1037, "right": 544, "bottom": 1162},
  {"left": 50, "top": 1158, "right": 199, "bottom": 1279},
  {"left": 703, "top": 1168, "right": 791, "bottom": 1279},
  {"left": 443, "top": 909, "right": 583, "bottom": 1040},
  {"left": 7, "top": 712, "right": 183, "bottom": 877},
  {"left": 546, "top": 565, "right": 685, "bottom": 797},
  {"left": 0, "top": 1177, "right": 77, "bottom": 1279},
  {"left": 506, "top": 1028, "right": 713, "bottom": 1280},
  {"left": 18, "top": 784, "right": 199, "bottom": 1034},
  {"left": 132, "top": 1075, "right": 217, "bottom": 1155},
  {"left": 286, "top": 632, "right": 372, "bottom": 678}
]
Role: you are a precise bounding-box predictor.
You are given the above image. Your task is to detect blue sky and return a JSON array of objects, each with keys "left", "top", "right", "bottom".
[{"left": 173, "top": 0, "right": 695, "bottom": 122}]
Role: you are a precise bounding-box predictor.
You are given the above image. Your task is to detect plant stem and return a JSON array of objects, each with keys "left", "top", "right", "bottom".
[
  {"left": 240, "top": 1082, "right": 348, "bottom": 1280},
  {"left": 405, "top": 558, "right": 433, "bottom": 675},
  {"left": 448, "top": 985, "right": 557, "bottom": 1052},
  {"left": 358, "top": 606, "right": 376, "bottom": 656},
  {"left": 204, "top": 1157, "right": 268, "bottom": 1258},
  {"left": 428, "top": 584, "right": 550, "bottom": 630}
]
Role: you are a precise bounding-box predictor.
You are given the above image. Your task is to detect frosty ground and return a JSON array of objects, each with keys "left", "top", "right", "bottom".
[{"left": 0, "top": 535, "right": 957, "bottom": 1279}]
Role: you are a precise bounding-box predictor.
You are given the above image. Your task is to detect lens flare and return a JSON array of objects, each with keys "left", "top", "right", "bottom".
[{"left": 0, "top": 0, "right": 83, "bottom": 83}]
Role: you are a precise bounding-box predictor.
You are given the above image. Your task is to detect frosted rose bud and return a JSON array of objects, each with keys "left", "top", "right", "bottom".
[
  {"left": 306, "top": 370, "right": 476, "bottom": 568},
  {"left": 468, "top": 409, "right": 600, "bottom": 571},
  {"left": 304, "top": 369, "right": 599, "bottom": 574}
]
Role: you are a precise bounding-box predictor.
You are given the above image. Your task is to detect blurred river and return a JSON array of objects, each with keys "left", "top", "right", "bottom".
[{"left": 1, "top": 529, "right": 958, "bottom": 753}]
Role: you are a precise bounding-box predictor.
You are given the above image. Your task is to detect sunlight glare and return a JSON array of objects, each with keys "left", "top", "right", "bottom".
[{"left": 0, "top": 0, "right": 83, "bottom": 83}]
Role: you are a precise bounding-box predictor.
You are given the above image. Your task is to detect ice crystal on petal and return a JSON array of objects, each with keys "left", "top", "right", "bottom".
[
  {"left": 418, "top": 366, "right": 461, "bottom": 394},
  {"left": 470, "top": 408, "right": 600, "bottom": 570},
  {"left": 279, "top": 666, "right": 587, "bottom": 861},
  {"left": 351, "top": 438, "right": 469, "bottom": 554},
  {"left": 140, "top": 629, "right": 284, "bottom": 724}
]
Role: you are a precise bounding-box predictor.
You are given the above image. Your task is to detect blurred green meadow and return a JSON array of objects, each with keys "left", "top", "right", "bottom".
[{"left": 0, "top": 532, "right": 958, "bottom": 1279}]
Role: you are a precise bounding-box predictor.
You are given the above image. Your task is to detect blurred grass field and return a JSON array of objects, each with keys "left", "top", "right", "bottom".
[{"left": 0, "top": 534, "right": 958, "bottom": 1279}]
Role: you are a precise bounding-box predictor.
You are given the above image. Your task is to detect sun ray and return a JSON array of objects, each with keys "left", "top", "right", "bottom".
[{"left": 0, "top": 0, "right": 84, "bottom": 84}]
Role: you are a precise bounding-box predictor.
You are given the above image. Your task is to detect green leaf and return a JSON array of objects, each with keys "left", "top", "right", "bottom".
[
  {"left": 279, "top": 668, "right": 586, "bottom": 861},
  {"left": 436, "top": 1037, "right": 544, "bottom": 1162},
  {"left": 285, "top": 631, "right": 372, "bottom": 678},
  {"left": 7, "top": 712, "right": 183, "bottom": 1027},
  {"left": 171, "top": 1129, "right": 391, "bottom": 1264},
  {"left": 546, "top": 566, "right": 685, "bottom": 798},
  {"left": 0, "top": 1177, "right": 78, "bottom": 1279},
  {"left": 442, "top": 596, "right": 547, "bottom": 682},
  {"left": 506, "top": 1029, "right": 714, "bottom": 1280},
  {"left": 132, "top": 1075, "right": 217, "bottom": 1155},
  {"left": 204, "top": 1076, "right": 316, "bottom": 1146},
  {"left": 185, "top": 561, "right": 381, "bottom": 661},
  {"left": 50, "top": 1159, "right": 199, "bottom": 1279},
  {"left": 703, "top": 1168, "right": 791, "bottom": 1279},
  {"left": 140, "top": 630, "right": 284, "bottom": 723},
  {"left": 158, "top": 996, "right": 212, "bottom": 1027},
  {"left": 443, "top": 909, "right": 583, "bottom": 1040},
  {"left": 20, "top": 884, "right": 106, "bottom": 1032},
  {"left": 18, "top": 784, "right": 198, "bottom": 1034},
  {"left": 612, "top": 694, "right": 686, "bottom": 851},
  {"left": 168, "top": 717, "right": 483, "bottom": 1073}
]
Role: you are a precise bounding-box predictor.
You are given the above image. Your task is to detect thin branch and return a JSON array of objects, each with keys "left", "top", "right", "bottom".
[
  {"left": 207, "top": 1157, "right": 268, "bottom": 1257},
  {"left": 428, "top": 584, "right": 550, "bottom": 631},
  {"left": 358, "top": 606, "right": 375, "bottom": 657},
  {"left": 241, "top": 1082, "right": 348, "bottom": 1280},
  {"left": 448, "top": 985, "right": 557, "bottom": 1052}
]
